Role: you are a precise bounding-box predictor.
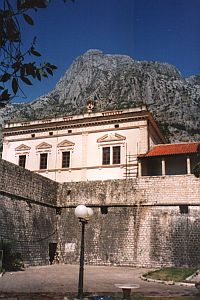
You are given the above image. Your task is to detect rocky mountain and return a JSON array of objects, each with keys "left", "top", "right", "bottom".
[{"left": 0, "top": 49, "right": 200, "bottom": 143}]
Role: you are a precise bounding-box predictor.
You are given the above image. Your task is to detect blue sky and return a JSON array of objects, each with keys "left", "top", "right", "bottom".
[{"left": 17, "top": 0, "right": 200, "bottom": 102}]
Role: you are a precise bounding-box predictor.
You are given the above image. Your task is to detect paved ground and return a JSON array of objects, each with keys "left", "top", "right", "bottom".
[{"left": 0, "top": 264, "right": 198, "bottom": 299}]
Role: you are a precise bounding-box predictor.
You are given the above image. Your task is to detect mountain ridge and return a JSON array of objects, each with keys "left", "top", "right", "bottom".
[{"left": 0, "top": 49, "right": 200, "bottom": 143}]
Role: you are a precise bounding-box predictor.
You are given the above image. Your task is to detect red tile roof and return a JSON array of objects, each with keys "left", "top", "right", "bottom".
[{"left": 144, "top": 142, "right": 200, "bottom": 157}]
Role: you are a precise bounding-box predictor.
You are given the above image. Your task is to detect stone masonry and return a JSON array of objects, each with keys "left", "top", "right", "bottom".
[
  {"left": 58, "top": 176, "right": 200, "bottom": 267},
  {"left": 1, "top": 158, "right": 200, "bottom": 267},
  {"left": 0, "top": 159, "right": 58, "bottom": 265}
]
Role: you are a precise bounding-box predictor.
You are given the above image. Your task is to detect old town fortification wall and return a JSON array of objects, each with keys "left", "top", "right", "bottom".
[
  {"left": 58, "top": 176, "right": 200, "bottom": 267},
  {"left": 1, "top": 158, "right": 200, "bottom": 267},
  {"left": 58, "top": 175, "right": 200, "bottom": 206},
  {"left": 0, "top": 159, "right": 58, "bottom": 265}
]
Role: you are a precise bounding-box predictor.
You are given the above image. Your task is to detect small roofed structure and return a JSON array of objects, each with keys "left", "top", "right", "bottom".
[{"left": 138, "top": 142, "right": 200, "bottom": 176}]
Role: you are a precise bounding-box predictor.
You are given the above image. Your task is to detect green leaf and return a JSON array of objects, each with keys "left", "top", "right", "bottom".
[
  {"left": 0, "top": 73, "right": 11, "bottom": 83},
  {"left": 17, "top": 0, "right": 21, "bottom": 10},
  {"left": 46, "top": 67, "right": 53, "bottom": 76},
  {"left": 6, "top": 19, "right": 20, "bottom": 42},
  {"left": 20, "top": 66, "right": 25, "bottom": 78},
  {"left": 23, "top": 14, "right": 34, "bottom": 25},
  {"left": 50, "top": 64, "right": 57, "bottom": 70},
  {"left": 35, "top": 0, "right": 48, "bottom": 8},
  {"left": 20, "top": 77, "right": 32, "bottom": 85},
  {"left": 30, "top": 48, "right": 41, "bottom": 57},
  {"left": 1, "top": 89, "right": 10, "bottom": 101},
  {"left": 36, "top": 70, "right": 41, "bottom": 81},
  {"left": 12, "top": 78, "right": 18, "bottom": 94},
  {"left": 45, "top": 63, "right": 57, "bottom": 70},
  {"left": 12, "top": 62, "right": 20, "bottom": 72},
  {"left": 42, "top": 72, "right": 48, "bottom": 78},
  {"left": 25, "top": 63, "right": 35, "bottom": 77}
]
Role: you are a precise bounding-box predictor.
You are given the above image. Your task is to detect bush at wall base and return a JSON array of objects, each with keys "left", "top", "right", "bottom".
[
  {"left": 0, "top": 239, "right": 24, "bottom": 271},
  {"left": 193, "top": 162, "right": 200, "bottom": 178},
  {"left": 195, "top": 282, "right": 200, "bottom": 292}
]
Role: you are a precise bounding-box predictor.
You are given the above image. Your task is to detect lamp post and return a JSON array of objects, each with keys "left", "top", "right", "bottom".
[{"left": 75, "top": 205, "right": 93, "bottom": 299}]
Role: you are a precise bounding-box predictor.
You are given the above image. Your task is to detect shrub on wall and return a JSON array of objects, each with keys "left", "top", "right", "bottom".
[
  {"left": 0, "top": 239, "right": 24, "bottom": 271},
  {"left": 193, "top": 162, "right": 200, "bottom": 178}
]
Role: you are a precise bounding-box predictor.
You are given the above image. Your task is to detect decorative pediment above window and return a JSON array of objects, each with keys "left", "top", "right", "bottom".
[
  {"left": 57, "top": 140, "right": 75, "bottom": 148},
  {"left": 36, "top": 142, "right": 52, "bottom": 150},
  {"left": 97, "top": 133, "right": 126, "bottom": 143},
  {"left": 15, "top": 144, "right": 31, "bottom": 151}
]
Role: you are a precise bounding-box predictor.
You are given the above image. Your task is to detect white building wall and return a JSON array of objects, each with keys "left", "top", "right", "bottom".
[{"left": 2, "top": 108, "right": 165, "bottom": 182}]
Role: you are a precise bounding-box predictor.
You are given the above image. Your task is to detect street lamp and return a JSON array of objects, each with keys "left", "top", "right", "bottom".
[{"left": 75, "top": 205, "right": 93, "bottom": 299}]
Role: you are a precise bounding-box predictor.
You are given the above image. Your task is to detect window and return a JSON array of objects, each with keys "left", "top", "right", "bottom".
[
  {"left": 113, "top": 146, "right": 121, "bottom": 164},
  {"left": 62, "top": 151, "right": 70, "bottom": 168},
  {"left": 40, "top": 153, "right": 48, "bottom": 169},
  {"left": 102, "top": 146, "right": 121, "bottom": 165},
  {"left": 100, "top": 206, "right": 108, "bottom": 214},
  {"left": 114, "top": 124, "right": 119, "bottom": 128},
  {"left": 18, "top": 155, "right": 26, "bottom": 168},
  {"left": 179, "top": 205, "right": 189, "bottom": 214},
  {"left": 102, "top": 147, "right": 110, "bottom": 165}
]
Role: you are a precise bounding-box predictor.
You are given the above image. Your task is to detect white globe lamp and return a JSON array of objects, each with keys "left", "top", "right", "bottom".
[
  {"left": 75, "top": 205, "right": 88, "bottom": 219},
  {"left": 86, "top": 207, "right": 94, "bottom": 220},
  {"left": 75, "top": 204, "right": 94, "bottom": 298}
]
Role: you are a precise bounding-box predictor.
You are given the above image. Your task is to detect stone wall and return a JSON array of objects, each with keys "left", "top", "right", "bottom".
[
  {"left": 0, "top": 159, "right": 58, "bottom": 205},
  {"left": 1, "top": 159, "right": 200, "bottom": 267},
  {"left": 58, "top": 206, "right": 200, "bottom": 268},
  {"left": 58, "top": 175, "right": 200, "bottom": 267},
  {"left": 0, "top": 159, "right": 58, "bottom": 265},
  {"left": 58, "top": 175, "right": 200, "bottom": 206}
]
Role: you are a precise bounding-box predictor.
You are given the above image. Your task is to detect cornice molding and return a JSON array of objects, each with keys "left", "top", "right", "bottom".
[
  {"left": 35, "top": 162, "right": 138, "bottom": 173},
  {"left": 3, "top": 115, "right": 148, "bottom": 137},
  {"left": 5, "top": 124, "right": 143, "bottom": 143}
]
